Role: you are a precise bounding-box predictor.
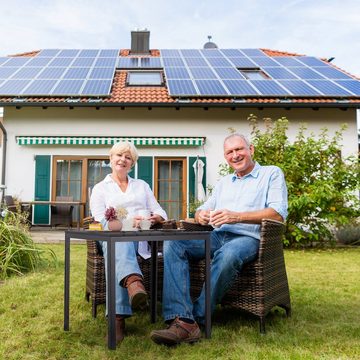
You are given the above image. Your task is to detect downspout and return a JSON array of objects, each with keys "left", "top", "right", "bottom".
[{"left": 0, "top": 120, "right": 7, "bottom": 203}]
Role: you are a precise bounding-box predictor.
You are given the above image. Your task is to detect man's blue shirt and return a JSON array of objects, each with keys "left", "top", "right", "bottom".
[{"left": 198, "top": 162, "right": 288, "bottom": 240}]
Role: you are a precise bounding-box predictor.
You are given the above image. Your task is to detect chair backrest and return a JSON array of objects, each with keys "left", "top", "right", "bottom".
[
  {"left": 54, "top": 196, "right": 74, "bottom": 215},
  {"left": 4, "top": 195, "right": 15, "bottom": 206}
]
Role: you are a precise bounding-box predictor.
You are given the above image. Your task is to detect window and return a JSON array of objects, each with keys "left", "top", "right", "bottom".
[
  {"left": 239, "top": 68, "right": 268, "bottom": 80},
  {"left": 127, "top": 71, "right": 163, "bottom": 86}
]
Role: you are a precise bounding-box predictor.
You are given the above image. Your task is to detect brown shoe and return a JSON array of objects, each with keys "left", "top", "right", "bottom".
[
  {"left": 123, "top": 274, "right": 148, "bottom": 310},
  {"left": 150, "top": 317, "right": 201, "bottom": 345},
  {"left": 105, "top": 316, "right": 125, "bottom": 345}
]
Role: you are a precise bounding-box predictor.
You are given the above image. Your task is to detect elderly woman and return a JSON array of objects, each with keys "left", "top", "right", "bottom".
[{"left": 90, "top": 141, "right": 167, "bottom": 344}]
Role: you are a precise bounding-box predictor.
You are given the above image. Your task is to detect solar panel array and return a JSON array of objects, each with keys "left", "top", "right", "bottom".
[
  {"left": 0, "top": 49, "right": 118, "bottom": 97},
  {"left": 0, "top": 47, "right": 359, "bottom": 98}
]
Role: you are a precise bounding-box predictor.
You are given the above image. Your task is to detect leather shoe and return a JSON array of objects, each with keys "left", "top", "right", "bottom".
[
  {"left": 150, "top": 317, "right": 201, "bottom": 345},
  {"left": 123, "top": 274, "right": 148, "bottom": 310}
]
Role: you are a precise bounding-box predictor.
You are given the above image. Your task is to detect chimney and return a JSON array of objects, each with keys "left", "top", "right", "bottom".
[{"left": 131, "top": 29, "right": 150, "bottom": 54}]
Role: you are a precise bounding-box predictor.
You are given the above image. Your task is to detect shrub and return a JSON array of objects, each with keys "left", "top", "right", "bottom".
[
  {"left": 0, "top": 211, "right": 56, "bottom": 279},
  {"left": 219, "top": 115, "right": 360, "bottom": 247}
]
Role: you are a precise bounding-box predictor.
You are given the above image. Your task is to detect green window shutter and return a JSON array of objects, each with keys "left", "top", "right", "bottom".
[
  {"left": 128, "top": 167, "right": 135, "bottom": 178},
  {"left": 137, "top": 156, "right": 153, "bottom": 189},
  {"left": 34, "top": 155, "right": 51, "bottom": 224},
  {"left": 188, "top": 156, "right": 207, "bottom": 217}
]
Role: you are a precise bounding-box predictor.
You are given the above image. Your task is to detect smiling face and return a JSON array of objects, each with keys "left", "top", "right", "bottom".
[
  {"left": 110, "top": 150, "right": 133, "bottom": 174},
  {"left": 223, "top": 135, "right": 255, "bottom": 177}
]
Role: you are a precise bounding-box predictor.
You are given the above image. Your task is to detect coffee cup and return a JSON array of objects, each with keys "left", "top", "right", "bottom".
[
  {"left": 209, "top": 210, "right": 220, "bottom": 228},
  {"left": 138, "top": 209, "right": 151, "bottom": 219},
  {"left": 140, "top": 219, "right": 152, "bottom": 230}
]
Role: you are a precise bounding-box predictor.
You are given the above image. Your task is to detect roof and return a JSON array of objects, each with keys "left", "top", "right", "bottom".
[{"left": 0, "top": 48, "right": 359, "bottom": 108}]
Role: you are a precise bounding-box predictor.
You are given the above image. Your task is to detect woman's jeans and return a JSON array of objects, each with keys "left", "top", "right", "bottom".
[
  {"left": 101, "top": 241, "right": 142, "bottom": 316},
  {"left": 162, "top": 230, "right": 259, "bottom": 324}
]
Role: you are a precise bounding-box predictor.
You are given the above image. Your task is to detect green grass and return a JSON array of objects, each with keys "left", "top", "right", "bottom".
[{"left": 0, "top": 245, "right": 359, "bottom": 360}]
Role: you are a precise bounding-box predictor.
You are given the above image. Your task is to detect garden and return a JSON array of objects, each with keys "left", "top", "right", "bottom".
[{"left": 0, "top": 116, "right": 359, "bottom": 359}]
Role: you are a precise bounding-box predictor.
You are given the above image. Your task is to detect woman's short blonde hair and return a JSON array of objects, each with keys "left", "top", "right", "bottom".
[{"left": 109, "top": 141, "right": 139, "bottom": 166}]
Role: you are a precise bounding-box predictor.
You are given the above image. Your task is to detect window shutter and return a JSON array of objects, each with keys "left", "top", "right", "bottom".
[
  {"left": 34, "top": 155, "right": 51, "bottom": 224},
  {"left": 137, "top": 156, "right": 153, "bottom": 189},
  {"left": 188, "top": 156, "right": 206, "bottom": 217}
]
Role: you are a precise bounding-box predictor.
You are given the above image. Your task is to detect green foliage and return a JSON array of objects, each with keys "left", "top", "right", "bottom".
[
  {"left": 220, "top": 115, "right": 360, "bottom": 247},
  {"left": 0, "top": 211, "right": 57, "bottom": 279},
  {"left": 336, "top": 224, "right": 360, "bottom": 245}
]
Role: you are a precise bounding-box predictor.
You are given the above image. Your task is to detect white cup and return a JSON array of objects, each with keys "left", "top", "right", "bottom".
[
  {"left": 209, "top": 210, "right": 220, "bottom": 228},
  {"left": 121, "top": 218, "right": 136, "bottom": 231},
  {"left": 138, "top": 209, "right": 151, "bottom": 219},
  {"left": 140, "top": 219, "right": 152, "bottom": 230}
]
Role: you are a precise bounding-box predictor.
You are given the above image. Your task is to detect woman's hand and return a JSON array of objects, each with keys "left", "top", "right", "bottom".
[{"left": 149, "top": 213, "right": 163, "bottom": 225}]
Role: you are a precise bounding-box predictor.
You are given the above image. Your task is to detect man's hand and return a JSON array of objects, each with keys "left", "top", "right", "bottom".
[{"left": 210, "top": 209, "right": 240, "bottom": 227}]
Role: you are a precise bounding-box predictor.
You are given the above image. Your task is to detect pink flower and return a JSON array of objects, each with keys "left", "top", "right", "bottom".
[{"left": 104, "top": 206, "right": 117, "bottom": 221}]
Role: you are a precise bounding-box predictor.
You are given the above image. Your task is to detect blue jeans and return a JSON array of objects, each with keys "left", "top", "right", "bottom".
[
  {"left": 101, "top": 241, "right": 142, "bottom": 316},
  {"left": 162, "top": 230, "right": 259, "bottom": 323}
]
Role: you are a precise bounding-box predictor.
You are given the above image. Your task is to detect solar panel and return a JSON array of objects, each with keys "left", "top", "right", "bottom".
[
  {"left": 140, "top": 58, "right": 162, "bottom": 68},
  {"left": 290, "top": 67, "right": 325, "bottom": 79},
  {"left": 206, "top": 57, "right": 232, "bottom": 67},
  {"left": 37, "top": 67, "right": 67, "bottom": 79},
  {"left": 50, "top": 79, "right": 84, "bottom": 95},
  {"left": 89, "top": 67, "right": 115, "bottom": 79},
  {"left": 227, "top": 57, "right": 257, "bottom": 68},
  {"left": 220, "top": 49, "right": 243, "bottom": 57},
  {"left": 63, "top": 67, "right": 90, "bottom": 79},
  {"left": 278, "top": 80, "right": 321, "bottom": 96},
  {"left": 241, "top": 49, "right": 266, "bottom": 57},
  {"left": 272, "top": 57, "right": 301, "bottom": 67},
  {"left": 11, "top": 67, "right": 43, "bottom": 79},
  {"left": 306, "top": 80, "right": 353, "bottom": 96},
  {"left": 164, "top": 67, "right": 191, "bottom": 79},
  {"left": 251, "top": 57, "right": 279, "bottom": 67},
  {"left": 181, "top": 49, "right": 202, "bottom": 57},
  {"left": 72, "top": 57, "right": 96, "bottom": 67},
  {"left": 58, "top": 49, "right": 80, "bottom": 57},
  {"left": 335, "top": 80, "right": 360, "bottom": 95},
  {"left": 200, "top": 49, "right": 223, "bottom": 57},
  {"left": 213, "top": 67, "right": 245, "bottom": 79},
  {"left": 0, "top": 58, "right": 10, "bottom": 65},
  {"left": 167, "top": 79, "right": 198, "bottom": 96},
  {"left": 312, "top": 66, "right": 353, "bottom": 80},
  {"left": 3, "top": 57, "right": 30, "bottom": 66},
  {"left": 184, "top": 57, "right": 208, "bottom": 67},
  {"left": 81, "top": 79, "right": 113, "bottom": 96},
  {"left": 160, "top": 49, "right": 181, "bottom": 57},
  {"left": 162, "top": 58, "right": 185, "bottom": 67},
  {"left": 250, "top": 80, "right": 290, "bottom": 95},
  {"left": 99, "top": 49, "right": 119, "bottom": 57},
  {"left": 0, "top": 67, "right": 21, "bottom": 78},
  {"left": 79, "top": 49, "right": 100, "bottom": 57},
  {"left": 189, "top": 67, "right": 217, "bottom": 79},
  {"left": 296, "top": 56, "right": 328, "bottom": 67},
  {"left": 26, "top": 57, "right": 53, "bottom": 67},
  {"left": 223, "top": 80, "right": 259, "bottom": 95},
  {"left": 0, "top": 79, "right": 32, "bottom": 95},
  {"left": 195, "top": 80, "right": 228, "bottom": 95},
  {"left": 262, "top": 67, "right": 298, "bottom": 79},
  {"left": 49, "top": 57, "right": 74, "bottom": 67},
  {"left": 37, "top": 49, "right": 61, "bottom": 57},
  {"left": 118, "top": 57, "right": 139, "bottom": 68},
  {"left": 22, "top": 79, "right": 57, "bottom": 95},
  {"left": 94, "top": 57, "right": 117, "bottom": 67}
]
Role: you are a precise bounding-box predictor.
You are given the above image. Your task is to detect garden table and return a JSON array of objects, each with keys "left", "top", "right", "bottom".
[{"left": 63, "top": 229, "right": 212, "bottom": 349}]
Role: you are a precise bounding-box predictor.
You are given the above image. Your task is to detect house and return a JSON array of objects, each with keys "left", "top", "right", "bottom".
[{"left": 0, "top": 30, "right": 359, "bottom": 225}]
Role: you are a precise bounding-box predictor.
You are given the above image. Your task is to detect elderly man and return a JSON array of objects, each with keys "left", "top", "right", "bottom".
[{"left": 151, "top": 133, "right": 288, "bottom": 345}]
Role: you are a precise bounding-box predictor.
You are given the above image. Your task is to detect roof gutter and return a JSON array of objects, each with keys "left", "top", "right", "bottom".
[{"left": 0, "top": 101, "right": 359, "bottom": 109}]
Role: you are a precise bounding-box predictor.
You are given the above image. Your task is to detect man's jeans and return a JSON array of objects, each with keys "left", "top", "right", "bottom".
[
  {"left": 161, "top": 230, "right": 259, "bottom": 323},
  {"left": 101, "top": 241, "right": 142, "bottom": 316}
]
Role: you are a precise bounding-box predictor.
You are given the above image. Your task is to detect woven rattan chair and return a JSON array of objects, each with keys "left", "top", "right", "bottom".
[{"left": 85, "top": 219, "right": 291, "bottom": 333}]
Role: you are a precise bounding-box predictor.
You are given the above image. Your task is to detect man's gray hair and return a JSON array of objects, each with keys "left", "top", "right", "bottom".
[{"left": 223, "top": 133, "right": 251, "bottom": 148}]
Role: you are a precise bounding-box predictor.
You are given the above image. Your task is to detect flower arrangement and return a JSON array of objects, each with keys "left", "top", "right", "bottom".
[{"left": 104, "top": 206, "right": 128, "bottom": 221}]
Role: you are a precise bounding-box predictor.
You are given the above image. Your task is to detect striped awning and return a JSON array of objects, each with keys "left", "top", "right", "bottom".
[{"left": 16, "top": 136, "right": 205, "bottom": 147}]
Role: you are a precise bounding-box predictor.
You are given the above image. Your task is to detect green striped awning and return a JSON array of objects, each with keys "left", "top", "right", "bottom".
[{"left": 16, "top": 136, "right": 205, "bottom": 147}]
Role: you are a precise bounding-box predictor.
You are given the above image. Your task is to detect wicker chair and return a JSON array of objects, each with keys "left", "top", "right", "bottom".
[{"left": 85, "top": 219, "right": 291, "bottom": 333}]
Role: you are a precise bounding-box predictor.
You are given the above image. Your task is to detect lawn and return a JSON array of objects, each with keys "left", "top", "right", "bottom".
[{"left": 0, "top": 244, "right": 359, "bottom": 360}]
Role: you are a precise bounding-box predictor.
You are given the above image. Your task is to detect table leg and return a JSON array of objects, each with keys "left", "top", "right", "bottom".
[
  {"left": 150, "top": 241, "right": 158, "bottom": 323},
  {"left": 107, "top": 239, "right": 116, "bottom": 350},
  {"left": 64, "top": 233, "right": 70, "bottom": 331},
  {"left": 204, "top": 234, "right": 211, "bottom": 338}
]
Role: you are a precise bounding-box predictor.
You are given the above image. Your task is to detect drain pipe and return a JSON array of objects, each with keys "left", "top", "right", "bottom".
[{"left": 0, "top": 121, "right": 7, "bottom": 204}]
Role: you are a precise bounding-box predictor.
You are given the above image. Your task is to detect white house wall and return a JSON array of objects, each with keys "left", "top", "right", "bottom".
[{"left": 2, "top": 106, "right": 358, "bottom": 201}]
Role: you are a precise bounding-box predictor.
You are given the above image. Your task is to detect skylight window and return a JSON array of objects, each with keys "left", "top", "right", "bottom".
[
  {"left": 127, "top": 71, "right": 163, "bottom": 86},
  {"left": 239, "top": 69, "right": 268, "bottom": 80}
]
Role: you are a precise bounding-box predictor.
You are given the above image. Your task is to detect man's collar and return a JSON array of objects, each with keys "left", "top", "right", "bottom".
[{"left": 231, "top": 162, "right": 260, "bottom": 182}]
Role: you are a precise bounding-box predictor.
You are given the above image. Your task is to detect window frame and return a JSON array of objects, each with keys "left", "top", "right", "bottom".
[
  {"left": 238, "top": 68, "right": 269, "bottom": 80},
  {"left": 126, "top": 70, "right": 164, "bottom": 86}
]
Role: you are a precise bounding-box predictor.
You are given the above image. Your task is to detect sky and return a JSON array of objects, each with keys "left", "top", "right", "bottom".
[{"left": 0, "top": 0, "right": 359, "bottom": 78}]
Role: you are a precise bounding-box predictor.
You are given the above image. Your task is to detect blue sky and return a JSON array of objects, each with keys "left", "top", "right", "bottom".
[{"left": 0, "top": 0, "right": 359, "bottom": 77}]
